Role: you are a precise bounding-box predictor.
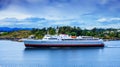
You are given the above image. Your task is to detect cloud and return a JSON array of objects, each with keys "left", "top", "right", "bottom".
[
  {"left": 96, "top": 17, "right": 120, "bottom": 27},
  {"left": 0, "top": 0, "right": 97, "bottom": 20},
  {"left": 0, "top": 8, "right": 32, "bottom": 20},
  {"left": 97, "top": 17, "right": 120, "bottom": 22},
  {"left": 0, "top": 17, "right": 46, "bottom": 28},
  {"left": 0, "top": 0, "right": 120, "bottom": 28},
  {"left": 0, "top": 17, "right": 120, "bottom": 29},
  {"left": 0, "top": 17, "right": 86, "bottom": 28},
  {"left": 97, "top": 18, "right": 107, "bottom": 22}
]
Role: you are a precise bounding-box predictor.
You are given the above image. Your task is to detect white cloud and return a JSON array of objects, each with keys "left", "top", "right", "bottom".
[
  {"left": 0, "top": 4, "right": 32, "bottom": 20},
  {"left": 97, "top": 17, "right": 120, "bottom": 22},
  {"left": 0, "top": 17, "right": 85, "bottom": 28},
  {"left": 0, "top": 22, "right": 12, "bottom": 26},
  {"left": 110, "top": 18, "right": 120, "bottom": 21},
  {"left": 97, "top": 18, "right": 107, "bottom": 22},
  {"left": 0, "top": 11, "right": 32, "bottom": 20},
  {"left": 0, "top": 0, "right": 120, "bottom": 28}
]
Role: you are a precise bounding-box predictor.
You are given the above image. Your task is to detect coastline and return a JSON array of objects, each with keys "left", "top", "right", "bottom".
[
  {"left": 103, "top": 38, "right": 120, "bottom": 41},
  {"left": 0, "top": 37, "right": 120, "bottom": 42},
  {"left": 0, "top": 38, "right": 22, "bottom": 42}
]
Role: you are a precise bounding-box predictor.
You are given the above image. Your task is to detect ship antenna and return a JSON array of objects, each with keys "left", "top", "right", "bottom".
[
  {"left": 47, "top": 31, "right": 49, "bottom": 35},
  {"left": 47, "top": 27, "right": 49, "bottom": 35},
  {"left": 56, "top": 26, "right": 59, "bottom": 35}
]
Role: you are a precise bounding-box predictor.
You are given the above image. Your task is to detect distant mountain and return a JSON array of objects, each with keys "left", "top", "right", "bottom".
[{"left": 0, "top": 27, "right": 32, "bottom": 32}]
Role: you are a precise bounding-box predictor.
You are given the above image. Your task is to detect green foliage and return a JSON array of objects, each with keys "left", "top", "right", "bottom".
[
  {"left": 70, "top": 32, "right": 77, "bottom": 36},
  {"left": 48, "top": 27, "right": 56, "bottom": 35},
  {"left": 0, "top": 26, "right": 120, "bottom": 39},
  {"left": 0, "top": 32, "right": 9, "bottom": 35},
  {"left": 0, "top": 30, "right": 31, "bottom": 38},
  {"left": 30, "top": 26, "right": 120, "bottom": 39}
]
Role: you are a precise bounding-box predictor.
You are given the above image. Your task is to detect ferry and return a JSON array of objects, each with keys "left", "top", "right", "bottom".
[{"left": 23, "top": 34, "right": 104, "bottom": 47}]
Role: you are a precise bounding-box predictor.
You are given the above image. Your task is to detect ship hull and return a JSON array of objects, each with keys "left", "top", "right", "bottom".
[
  {"left": 23, "top": 40, "right": 104, "bottom": 47},
  {"left": 25, "top": 44, "right": 104, "bottom": 47}
]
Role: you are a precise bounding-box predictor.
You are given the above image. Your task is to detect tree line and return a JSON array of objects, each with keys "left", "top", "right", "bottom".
[{"left": 31, "top": 26, "right": 120, "bottom": 39}]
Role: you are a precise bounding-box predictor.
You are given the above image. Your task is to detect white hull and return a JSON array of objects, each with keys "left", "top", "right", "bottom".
[{"left": 23, "top": 39, "right": 104, "bottom": 47}]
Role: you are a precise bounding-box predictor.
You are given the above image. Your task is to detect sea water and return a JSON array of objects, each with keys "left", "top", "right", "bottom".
[{"left": 0, "top": 40, "right": 120, "bottom": 67}]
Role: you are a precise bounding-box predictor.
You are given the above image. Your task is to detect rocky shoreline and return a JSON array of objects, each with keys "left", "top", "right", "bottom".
[{"left": 0, "top": 38, "right": 22, "bottom": 42}]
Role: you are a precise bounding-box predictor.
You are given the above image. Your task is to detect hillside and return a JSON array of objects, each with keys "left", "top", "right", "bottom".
[{"left": 0, "top": 30, "right": 31, "bottom": 38}]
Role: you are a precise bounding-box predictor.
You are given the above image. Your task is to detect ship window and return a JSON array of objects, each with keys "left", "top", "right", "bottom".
[{"left": 48, "top": 38, "right": 57, "bottom": 40}]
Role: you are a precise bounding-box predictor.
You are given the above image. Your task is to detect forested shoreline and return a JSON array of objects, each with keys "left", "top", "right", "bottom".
[{"left": 0, "top": 26, "right": 120, "bottom": 40}]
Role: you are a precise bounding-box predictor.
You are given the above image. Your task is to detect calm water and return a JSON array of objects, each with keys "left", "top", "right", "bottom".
[{"left": 0, "top": 40, "right": 120, "bottom": 67}]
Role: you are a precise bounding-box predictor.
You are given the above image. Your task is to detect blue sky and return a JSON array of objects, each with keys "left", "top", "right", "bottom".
[{"left": 0, "top": 0, "right": 120, "bottom": 29}]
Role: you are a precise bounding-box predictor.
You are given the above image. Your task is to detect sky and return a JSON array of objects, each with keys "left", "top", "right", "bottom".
[{"left": 0, "top": 0, "right": 120, "bottom": 29}]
